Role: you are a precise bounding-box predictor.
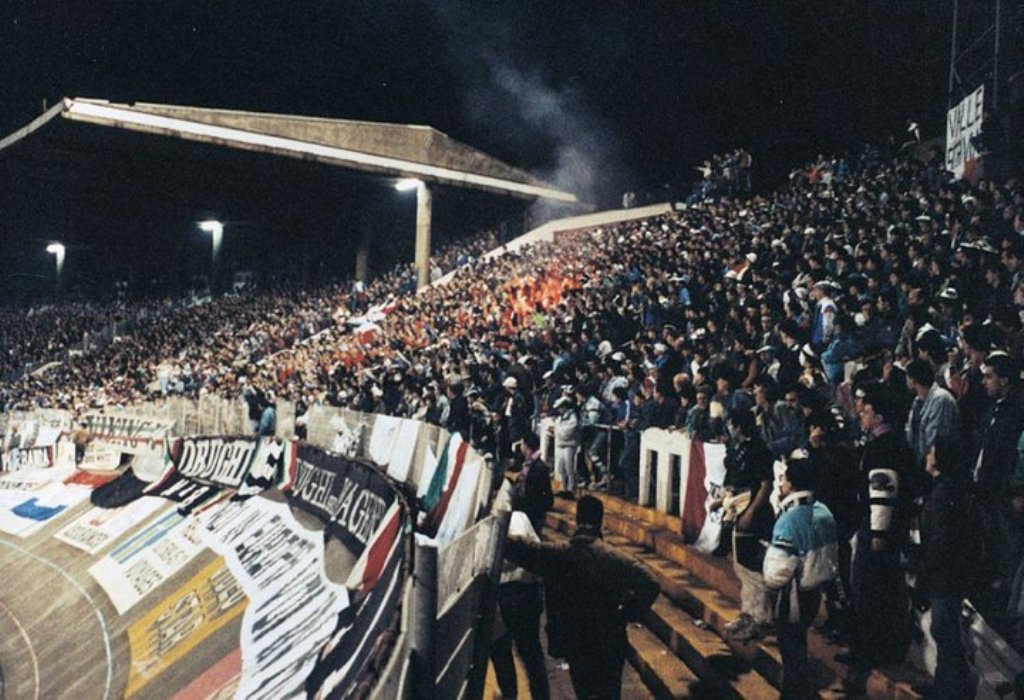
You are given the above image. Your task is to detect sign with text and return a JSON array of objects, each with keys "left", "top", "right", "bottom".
[
  {"left": 90, "top": 510, "right": 207, "bottom": 614},
  {"left": 124, "top": 558, "right": 247, "bottom": 696},
  {"left": 946, "top": 84, "right": 985, "bottom": 180},
  {"left": 83, "top": 412, "right": 174, "bottom": 455},
  {"left": 173, "top": 437, "right": 259, "bottom": 488},
  {"left": 0, "top": 480, "right": 92, "bottom": 537},
  {"left": 201, "top": 498, "right": 348, "bottom": 700},
  {"left": 286, "top": 446, "right": 396, "bottom": 556},
  {"left": 54, "top": 498, "right": 168, "bottom": 555}
]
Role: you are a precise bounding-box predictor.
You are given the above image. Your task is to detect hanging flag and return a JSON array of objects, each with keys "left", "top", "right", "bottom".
[
  {"left": 421, "top": 433, "right": 468, "bottom": 533},
  {"left": 345, "top": 501, "right": 404, "bottom": 592},
  {"left": 682, "top": 439, "right": 708, "bottom": 543}
]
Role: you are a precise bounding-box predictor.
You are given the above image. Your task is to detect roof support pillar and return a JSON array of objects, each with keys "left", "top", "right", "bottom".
[{"left": 414, "top": 180, "right": 433, "bottom": 290}]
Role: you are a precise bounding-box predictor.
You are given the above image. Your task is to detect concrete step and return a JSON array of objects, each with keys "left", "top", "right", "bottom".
[
  {"left": 626, "top": 623, "right": 702, "bottom": 699},
  {"left": 645, "top": 595, "right": 780, "bottom": 700}
]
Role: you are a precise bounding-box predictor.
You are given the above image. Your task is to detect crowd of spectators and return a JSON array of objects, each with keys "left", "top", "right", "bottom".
[{"left": 5, "top": 136, "right": 1024, "bottom": 685}]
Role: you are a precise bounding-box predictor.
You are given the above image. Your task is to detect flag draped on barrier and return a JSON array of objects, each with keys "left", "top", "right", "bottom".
[{"left": 421, "top": 432, "right": 469, "bottom": 534}]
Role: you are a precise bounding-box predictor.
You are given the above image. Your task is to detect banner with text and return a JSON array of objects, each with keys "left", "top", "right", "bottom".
[
  {"left": 285, "top": 445, "right": 397, "bottom": 557},
  {"left": 946, "top": 84, "right": 985, "bottom": 180},
  {"left": 201, "top": 498, "right": 349, "bottom": 700},
  {"left": 89, "top": 510, "right": 208, "bottom": 614}
]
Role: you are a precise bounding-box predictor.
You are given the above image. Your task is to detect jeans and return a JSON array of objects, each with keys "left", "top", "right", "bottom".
[
  {"left": 777, "top": 588, "right": 821, "bottom": 699},
  {"left": 733, "top": 531, "right": 771, "bottom": 624},
  {"left": 491, "top": 582, "right": 550, "bottom": 700},
  {"left": 555, "top": 446, "right": 577, "bottom": 492},
  {"left": 929, "top": 595, "right": 973, "bottom": 699}
]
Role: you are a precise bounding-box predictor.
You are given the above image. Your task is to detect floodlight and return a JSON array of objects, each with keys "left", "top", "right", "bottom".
[{"left": 395, "top": 178, "right": 422, "bottom": 192}]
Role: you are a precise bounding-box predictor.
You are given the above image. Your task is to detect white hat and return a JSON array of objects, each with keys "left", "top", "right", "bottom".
[{"left": 503, "top": 376, "right": 518, "bottom": 389}]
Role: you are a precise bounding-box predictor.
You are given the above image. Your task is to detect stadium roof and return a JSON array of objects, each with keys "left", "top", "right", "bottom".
[{"left": 0, "top": 97, "right": 577, "bottom": 203}]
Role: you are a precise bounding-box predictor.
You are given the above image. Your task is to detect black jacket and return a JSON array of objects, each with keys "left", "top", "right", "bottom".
[
  {"left": 973, "top": 386, "right": 1024, "bottom": 500},
  {"left": 920, "top": 474, "right": 975, "bottom": 597},
  {"left": 512, "top": 455, "right": 554, "bottom": 535}
]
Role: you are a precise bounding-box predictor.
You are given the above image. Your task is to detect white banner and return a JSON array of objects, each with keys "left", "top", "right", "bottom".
[
  {"left": 89, "top": 510, "right": 207, "bottom": 614},
  {"left": 946, "top": 84, "right": 985, "bottom": 179},
  {"left": 83, "top": 412, "right": 174, "bottom": 456},
  {"left": 0, "top": 480, "right": 92, "bottom": 537},
  {"left": 54, "top": 497, "right": 168, "bottom": 555},
  {"left": 201, "top": 498, "right": 348, "bottom": 700}
]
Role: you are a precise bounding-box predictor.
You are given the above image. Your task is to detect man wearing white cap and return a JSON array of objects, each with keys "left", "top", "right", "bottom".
[{"left": 501, "top": 376, "right": 530, "bottom": 469}]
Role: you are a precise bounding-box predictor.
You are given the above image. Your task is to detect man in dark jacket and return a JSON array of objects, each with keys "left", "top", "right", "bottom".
[
  {"left": 511, "top": 432, "right": 554, "bottom": 535},
  {"left": 973, "top": 352, "right": 1024, "bottom": 615},
  {"left": 849, "top": 387, "right": 914, "bottom": 667},
  {"left": 505, "top": 495, "right": 660, "bottom": 699},
  {"left": 920, "top": 436, "right": 976, "bottom": 699}
]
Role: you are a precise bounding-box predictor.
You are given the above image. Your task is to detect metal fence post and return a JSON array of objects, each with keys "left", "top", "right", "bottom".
[{"left": 410, "top": 540, "right": 438, "bottom": 699}]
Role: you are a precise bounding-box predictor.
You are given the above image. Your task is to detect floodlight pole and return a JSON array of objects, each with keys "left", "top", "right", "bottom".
[
  {"left": 46, "top": 243, "right": 65, "bottom": 298},
  {"left": 199, "top": 220, "right": 224, "bottom": 294},
  {"left": 414, "top": 180, "right": 433, "bottom": 290}
]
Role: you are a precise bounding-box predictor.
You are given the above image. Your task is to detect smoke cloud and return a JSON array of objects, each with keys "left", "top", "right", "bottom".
[{"left": 430, "top": 2, "right": 633, "bottom": 214}]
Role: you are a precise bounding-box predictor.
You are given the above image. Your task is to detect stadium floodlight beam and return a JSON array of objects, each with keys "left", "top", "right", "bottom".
[
  {"left": 46, "top": 242, "right": 66, "bottom": 297},
  {"left": 198, "top": 220, "right": 224, "bottom": 293},
  {"left": 396, "top": 179, "right": 432, "bottom": 289}
]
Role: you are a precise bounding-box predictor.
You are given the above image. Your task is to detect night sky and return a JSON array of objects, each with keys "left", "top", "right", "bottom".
[{"left": 0, "top": 1, "right": 964, "bottom": 299}]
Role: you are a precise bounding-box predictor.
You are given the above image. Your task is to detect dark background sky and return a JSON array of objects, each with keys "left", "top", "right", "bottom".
[{"left": 0, "top": 1, "right": 981, "bottom": 299}]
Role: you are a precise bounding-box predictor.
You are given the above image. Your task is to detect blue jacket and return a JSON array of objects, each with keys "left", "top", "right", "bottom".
[{"left": 763, "top": 492, "right": 839, "bottom": 622}]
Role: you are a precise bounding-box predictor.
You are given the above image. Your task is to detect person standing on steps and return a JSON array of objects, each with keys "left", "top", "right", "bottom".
[
  {"left": 553, "top": 394, "right": 581, "bottom": 498},
  {"left": 504, "top": 495, "right": 660, "bottom": 700},
  {"left": 511, "top": 431, "right": 554, "bottom": 536},
  {"left": 763, "top": 456, "right": 839, "bottom": 700}
]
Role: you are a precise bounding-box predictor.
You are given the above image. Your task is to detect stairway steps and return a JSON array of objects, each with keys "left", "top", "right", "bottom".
[
  {"left": 626, "top": 623, "right": 703, "bottom": 699},
  {"left": 546, "top": 499, "right": 927, "bottom": 699},
  {"left": 645, "top": 595, "right": 780, "bottom": 699}
]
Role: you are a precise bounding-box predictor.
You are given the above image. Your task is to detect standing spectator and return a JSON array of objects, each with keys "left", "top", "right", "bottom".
[
  {"left": 904, "top": 358, "right": 959, "bottom": 469},
  {"left": 500, "top": 376, "right": 530, "bottom": 469},
  {"left": 491, "top": 508, "right": 551, "bottom": 700},
  {"left": 720, "top": 410, "right": 776, "bottom": 642},
  {"left": 576, "top": 384, "right": 611, "bottom": 489},
  {"left": 70, "top": 421, "right": 92, "bottom": 465},
  {"left": 553, "top": 395, "right": 581, "bottom": 498},
  {"left": 511, "top": 432, "right": 554, "bottom": 535},
  {"left": 763, "top": 456, "right": 839, "bottom": 700},
  {"left": 753, "top": 378, "right": 804, "bottom": 459},
  {"left": 849, "top": 388, "right": 914, "bottom": 667},
  {"left": 505, "top": 496, "right": 660, "bottom": 700},
  {"left": 257, "top": 392, "right": 277, "bottom": 437},
  {"left": 918, "top": 436, "right": 977, "bottom": 700},
  {"left": 973, "top": 352, "right": 1024, "bottom": 620}
]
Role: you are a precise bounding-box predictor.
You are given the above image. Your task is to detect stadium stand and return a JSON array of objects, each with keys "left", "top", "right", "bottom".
[{"left": 3, "top": 137, "right": 1024, "bottom": 697}]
